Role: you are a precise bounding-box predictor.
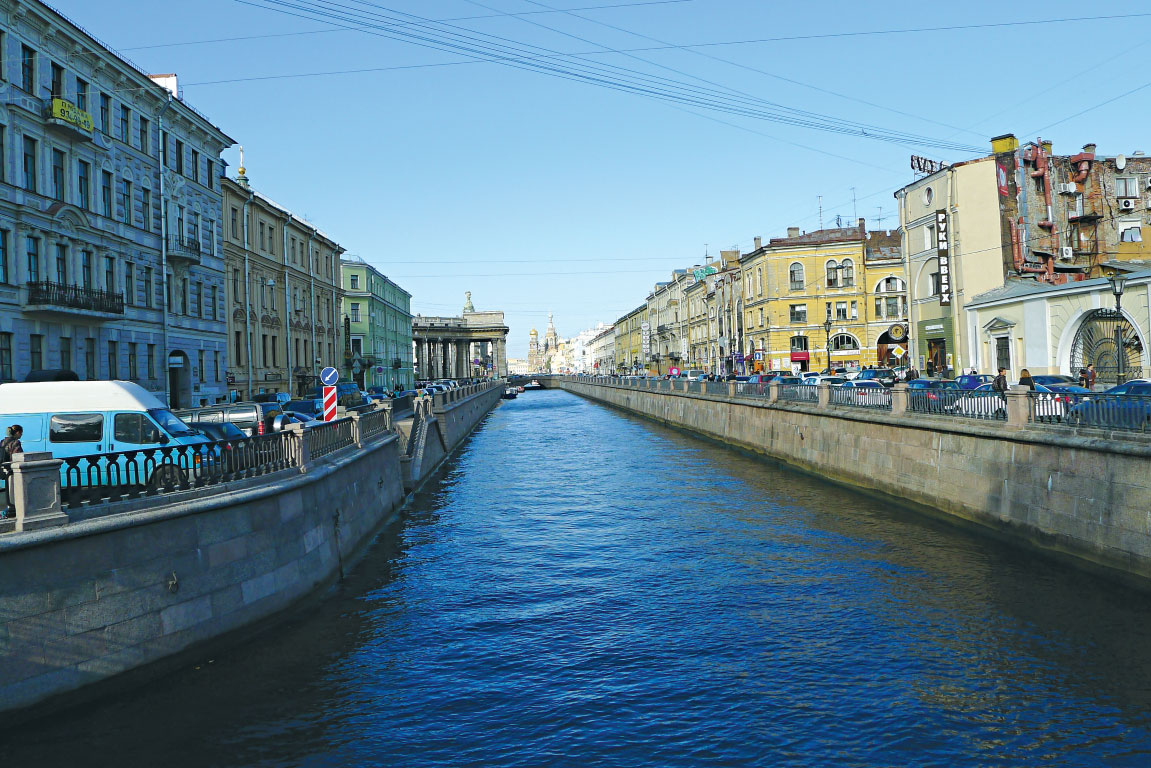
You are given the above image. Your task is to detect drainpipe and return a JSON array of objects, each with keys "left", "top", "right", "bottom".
[
  {"left": 156, "top": 93, "right": 173, "bottom": 405},
  {"left": 307, "top": 233, "right": 316, "bottom": 385},
  {"left": 283, "top": 215, "right": 292, "bottom": 395},
  {"left": 241, "top": 185, "right": 255, "bottom": 401}
]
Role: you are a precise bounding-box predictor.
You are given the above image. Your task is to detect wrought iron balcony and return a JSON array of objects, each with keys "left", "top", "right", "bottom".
[
  {"left": 26, "top": 280, "right": 124, "bottom": 316},
  {"left": 167, "top": 234, "right": 202, "bottom": 263}
]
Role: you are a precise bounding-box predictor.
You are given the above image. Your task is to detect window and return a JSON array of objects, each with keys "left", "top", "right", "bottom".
[
  {"left": 259, "top": 221, "right": 265, "bottom": 250},
  {"left": 161, "top": 131, "right": 169, "bottom": 167},
  {"left": 0, "top": 125, "right": 5, "bottom": 183},
  {"left": 995, "top": 336, "right": 1011, "bottom": 373},
  {"left": 268, "top": 226, "right": 275, "bottom": 255},
  {"left": 50, "top": 149, "right": 64, "bottom": 200},
  {"left": 290, "top": 238, "right": 296, "bottom": 264},
  {"left": 209, "top": 285, "right": 216, "bottom": 318},
  {"left": 138, "top": 116, "right": 149, "bottom": 153},
  {"left": 99, "top": 93, "right": 110, "bottom": 133},
  {"left": 141, "top": 188, "right": 151, "bottom": 231},
  {"left": 60, "top": 337, "right": 71, "bottom": 371},
  {"left": 26, "top": 236, "right": 39, "bottom": 282},
  {"left": 262, "top": 334, "right": 268, "bottom": 366},
  {"left": 835, "top": 301, "right": 848, "bottom": 321},
  {"left": 790, "top": 335, "right": 809, "bottom": 352},
  {"left": 114, "top": 413, "right": 161, "bottom": 445},
  {"left": 20, "top": 46, "right": 35, "bottom": 93},
  {"left": 198, "top": 350, "right": 205, "bottom": 382},
  {"left": 230, "top": 207, "right": 239, "bottom": 239},
  {"left": 119, "top": 179, "right": 131, "bottom": 223},
  {"left": 128, "top": 343, "right": 137, "bottom": 379},
  {"left": 233, "top": 268, "right": 240, "bottom": 299},
  {"left": 0, "top": 230, "right": 7, "bottom": 285},
  {"left": 77, "top": 160, "right": 90, "bottom": 209},
  {"left": 101, "top": 171, "right": 112, "bottom": 216},
  {"left": 350, "top": 274, "right": 359, "bottom": 289},
  {"left": 0, "top": 333, "right": 10, "bottom": 381},
  {"left": 206, "top": 159, "right": 214, "bottom": 189},
  {"left": 850, "top": 300, "right": 858, "bottom": 320},
  {"left": 214, "top": 351, "right": 220, "bottom": 382},
  {"left": 191, "top": 149, "right": 199, "bottom": 182},
  {"left": 757, "top": 308, "right": 764, "bottom": 327},
  {"left": 924, "top": 224, "right": 935, "bottom": 252},
  {"left": 196, "top": 281, "right": 203, "bottom": 317},
  {"left": 54, "top": 243, "right": 67, "bottom": 284},
  {"left": 22, "top": 136, "right": 37, "bottom": 192},
  {"left": 1119, "top": 219, "right": 1143, "bottom": 243},
  {"left": 1116, "top": 176, "right": 1139, "bottom": 198},
  {"left": 119, "top": 105, "right": 130, "bottom": 142},
  {"left": 30, "top": 334, "right": 42, "bottom": 370},
  {"left": 124, "top": 261, "right": 133, "bottom": 304},
  {"left": 181, "top": 277, "right": 189, "bottom": 315},
  {"left": 84, "top": 338, "right": 95, "bottom": 379},
  {"left": 148, "top": 344, "right": 156, "bottom": 379},
  {"left": 174, "top": 139, "right": 184, "bottom": 174},
  {"left": 234, "top": 331, "right": 243, "bottom": 365},
  {"left": 840, "top": 258, "right": 854, "bottom": 287},
  {"left": 107, "top": 340, "right": 118, "bottom": 378},
  {"left": 929, "top": 271, "right": 942, "bottom": 297},
  {"left": 144, "top": 267, "right": 153, "bottom": 308},
  {"left": 49, "top": 413, "right": 103, "bottom": 443},
  {"left": 50, "top": 63, "right": 62, "bottom": 98},
  {"left": 789, "top": 304, "right": 807, "bottom": 323},
  {"left": 75, "top": 77, "right": 88, "bottom": 111},
  {"left": 104, "top": 256, "right": 115, "bottom": 292},
  {"left": 789, "top": 262, "right": 804, "bottom": 291},
  {"left": 825, "top": 259, "right": 840, "bottom": 288},
  {"left": 350, "top": 302, "right": 361, "bottom": 322},
  {"left": 829, "top": 333, "right": 859, "bottom": 352}
]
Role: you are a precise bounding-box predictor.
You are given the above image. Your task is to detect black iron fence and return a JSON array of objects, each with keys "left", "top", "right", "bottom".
[
  {"left": 1055, "top": 393, "right": 1151, "bottom": 431},
  {"left": 907, "top": 389, "right": 1006, "bottom": 421},
  {"left": 26, "top": 280, "right": 124, "bottom": 314},
  {"left": 829, "top": 385, "right": 892, "bottom": 410},
  {"left": 306, "top": 418, "right": 357, "bottom": 459}
]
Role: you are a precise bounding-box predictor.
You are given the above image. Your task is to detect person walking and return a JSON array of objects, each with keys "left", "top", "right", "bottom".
[
  {"left": 1019, "top": 368, "right": 1036, "bottom": 390},
  {"left": 992, "top": 367, "right": 1009, "bottom": 393},
  {"left": 1084, "top": 363, "right": 1097, "bottom": 391},
  {"left": 0, "top": 424, "right": 24, "bottom": 520}
]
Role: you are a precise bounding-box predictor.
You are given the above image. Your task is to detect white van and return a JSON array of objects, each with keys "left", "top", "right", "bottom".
[{"left": 0, "top": 381, "right": 209, "bottom": 490}]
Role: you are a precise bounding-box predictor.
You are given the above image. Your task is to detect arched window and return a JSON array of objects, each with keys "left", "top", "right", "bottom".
[
  {"left": 790, "top": 335, "right": 809, "bottom": 352},
  {"left": 825, "top": 259, "right": 840, "bottom": 288},
  {"left": 876, "top": 276, "right": 905, "bottom": 293},
  {"left": 789, "top": 262, "right": 804, "bottom": 291},
  {"left": 830, "top": 333, "right": 860, "bottom": 351},
  {"left": 839, "top": 258, "right": 854, "bottom": 287}
]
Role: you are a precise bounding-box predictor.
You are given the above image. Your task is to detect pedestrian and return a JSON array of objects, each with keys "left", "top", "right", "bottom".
[
  {"left": 0, "top": 424, "right": 24, "bottom": 520},
  {"left": 1084, "top": 363, "right": 1097, "bottom": 391},
  {"left": 1019, "top": 368, "right": 1036, "bottom": 391},
  {"left": 992, "top": 367, "right": 1008, "bottom": 393}
]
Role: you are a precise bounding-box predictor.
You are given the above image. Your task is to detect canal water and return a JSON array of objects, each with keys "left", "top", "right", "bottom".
[{"left": 5, "top": 389, "right": 1151, "bottom": 767}]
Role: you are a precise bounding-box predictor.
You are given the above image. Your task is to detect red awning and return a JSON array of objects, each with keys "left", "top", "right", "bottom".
[
  {"left": 743, "top": 353, "right": 755, "bottom": 361},
  {"left": 790, "top": 351, "right": 810, "bottom": 362}
]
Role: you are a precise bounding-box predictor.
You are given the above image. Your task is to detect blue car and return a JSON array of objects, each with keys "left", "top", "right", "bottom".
[
  {"left": 1066, "top": 382, "right": 1151, "bottom": 429},
  {"left": 955, "top": 374, "right": 995, "bottom": 390}
]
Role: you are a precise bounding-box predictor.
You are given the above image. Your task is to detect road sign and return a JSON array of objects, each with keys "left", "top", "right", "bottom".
[
  {"left": 891, "top": 344, "right": 907, "bottom": 358},
  {"left": 669, "top": 366, "right": 681, "bottom": 377},
  {"left": 322, "top": 386, "right": 337, "bottom": 421},
  {"left": 320, "top": 366, "right": 339, "bottom": 386}
]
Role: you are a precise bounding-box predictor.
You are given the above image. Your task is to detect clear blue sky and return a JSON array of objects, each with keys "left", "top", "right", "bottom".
[{"left": 49, "top": 0, "right": 1151, "bottom": 357}]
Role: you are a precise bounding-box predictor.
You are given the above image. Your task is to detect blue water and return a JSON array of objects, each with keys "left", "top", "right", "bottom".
[{"left": 6, "top": 389, "right": 1151, "bottom": 767}]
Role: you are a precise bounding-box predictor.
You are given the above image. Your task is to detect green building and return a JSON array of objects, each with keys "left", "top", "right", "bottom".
[{"left": 340, "top": 257, "right": 414, "bottom": 391}]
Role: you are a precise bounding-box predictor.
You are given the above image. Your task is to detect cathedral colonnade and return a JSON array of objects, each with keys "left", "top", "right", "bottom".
[{"left": 414, "top": 337, "right": 506, "bottom": 380}]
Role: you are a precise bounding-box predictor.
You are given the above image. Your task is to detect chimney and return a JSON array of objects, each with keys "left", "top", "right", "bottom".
[
  {"left": 753, "top": 236, "right": 762, "bottom": 249},
  {"left": 1083, "top": 143, "right": 1097, "bottom": 154},
  {"left": 1041, "top": 139, "right": 1053, "bottom": 155},
  {"left": 991, "top": 133, "right": 1018, "bottom": 154},
  {"left": 787, "top": 227, "right": 800, "bottom": 238}
]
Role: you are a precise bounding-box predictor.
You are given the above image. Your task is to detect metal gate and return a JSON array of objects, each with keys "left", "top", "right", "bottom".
[{"left": 1069, "top": 309, "right": 1144, "bottom": 386}]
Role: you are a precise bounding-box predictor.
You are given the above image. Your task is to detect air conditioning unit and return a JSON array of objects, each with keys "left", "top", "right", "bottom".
[
  {"left": 1059, "top": 183, "right": 1078, "bottom": 194},
  {"left": 1060, "top": 246, "right": 1074, "bottom": 260},
  {"left": 1145, "top": 176, "right": 1151, "bottom": 189},
  {"left": 1120, "top": 198, "right": 1138, "bottom": 211}
]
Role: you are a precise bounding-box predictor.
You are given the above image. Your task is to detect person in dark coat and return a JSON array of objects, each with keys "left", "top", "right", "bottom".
[
  {"left": 992, "top": 368, "right": 1008, "bottom": 393},
  {"left": 1018, "top": 369, "right": 1036, "bottom": 391},
  {"left": 0, "top": 424, "right": 24, "bottom": 520}
]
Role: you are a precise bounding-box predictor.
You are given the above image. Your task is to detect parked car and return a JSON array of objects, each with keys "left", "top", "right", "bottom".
[
  {"left": 23, "top": 368, "right": 80, "bottom": 382},
  {"left": 1031, "top": 375, "right": 1077, "bottom": 387},
  {"left": 1066, "top": 382, "right": 1151, "bottom": 429},
  {"left": 0, "top": 380, "right": 209, "bottom": 490},
  {"left": 906, "top": 379, "right": 961, "bottom": 413},
  {"left": 837, "top": 379, "right": 892, "bottom": 406},
  {"left": 856, "top": 368, "right": 897, "bottom": 387},
  {"left": 284, "top": 399, "right": 323, "bottom": 420},
  {"left": 309, "top": 381, "right": 363, "bottom": 408},
  {"left": 252, "top": 392, "right": 291, "bottom": 406},
  {"left": 955, "top": 374, "right": 995, "bottom": 390},
  {"left": 192, "top": 421, "right": 247, "bottom": 441},
  {"left": 1100, "top": 379, "right": 1151, "bottom": 395},
  {"left": 174, "top": 402, "right": 286, "bottom": 437}
]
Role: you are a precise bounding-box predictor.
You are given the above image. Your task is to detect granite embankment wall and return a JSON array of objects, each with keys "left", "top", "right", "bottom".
[
  {"left": 559, "top": 379, "right": 1151, "bottom": 585},
  {"left": 0, "top": 383, "right": 502, "bottom": 717}
]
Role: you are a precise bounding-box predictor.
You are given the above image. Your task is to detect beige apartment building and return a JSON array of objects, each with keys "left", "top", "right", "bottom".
[{"left": 222, "top": 168, "right": 345, "bottom": 400}]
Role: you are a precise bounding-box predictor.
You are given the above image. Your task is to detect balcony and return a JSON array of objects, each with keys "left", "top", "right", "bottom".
[
  {"left": 167, "top": 234, "right": 202, "bottom": 265},
  {"left": 44, "top": 98, "right": 94, "bottom": 142},
  {"left": 25, "top": 281, "right": 124, "bottom": 318}
]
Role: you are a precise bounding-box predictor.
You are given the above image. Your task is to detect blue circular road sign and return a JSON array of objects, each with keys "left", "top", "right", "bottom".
[{"left": 320, "top": 366, "right": 339, "bottom": 386}]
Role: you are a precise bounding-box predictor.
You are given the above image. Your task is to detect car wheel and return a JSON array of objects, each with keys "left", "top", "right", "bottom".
[{"left": 147, "top": 464, "right": 187, "bottom": 492}]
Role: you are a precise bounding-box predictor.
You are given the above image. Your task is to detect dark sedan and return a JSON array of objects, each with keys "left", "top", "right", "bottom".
[{"left": 1066, "top": 383, "right": 1151, "bottom": 430}]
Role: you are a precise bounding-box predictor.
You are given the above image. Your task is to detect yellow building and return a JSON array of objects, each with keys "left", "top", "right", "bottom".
[
  {"left": 613, "top": 304, "right": 646, "bottom": 373},
  {"left": 740, "top": 221, "right": 905, "bottom": 373}
]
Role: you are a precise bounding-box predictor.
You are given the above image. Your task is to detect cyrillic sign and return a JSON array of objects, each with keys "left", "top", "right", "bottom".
[
  {"left": 936, "top": 209, "right": 951, "bottom": 306},
  {"left": 49, "top": 98, "right": 93, "bottom": 133}
]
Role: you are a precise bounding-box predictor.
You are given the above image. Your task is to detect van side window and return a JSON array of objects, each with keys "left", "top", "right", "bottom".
[
  {"left": 114, "top": 413, "right": 162, "bottom": 444},
  {"left": 228, "top": 406, "right": 256, "bottom": 424},
  {"left": 49, "top": 414, "right": 104, "bottom": 443},
  {"left": 198, "top": 410, "right": 224, "bottom": 424}
]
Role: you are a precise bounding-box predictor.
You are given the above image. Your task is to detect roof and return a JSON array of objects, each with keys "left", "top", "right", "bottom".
[
  {"left": 968, "top": 268, "right": 1151, "bottom": 306},
  {"left": 0, "top": 381, "right": 167, "bottom": 415}
]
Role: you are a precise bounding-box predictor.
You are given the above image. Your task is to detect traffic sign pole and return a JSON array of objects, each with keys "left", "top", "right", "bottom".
[{"left": 323, "top": 386, "right": 337, "bottom": 422}]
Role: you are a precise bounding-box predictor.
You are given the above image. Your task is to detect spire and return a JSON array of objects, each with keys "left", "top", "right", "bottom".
[{"left": 236, "top": 145, "right": 250, "bottom": 189}]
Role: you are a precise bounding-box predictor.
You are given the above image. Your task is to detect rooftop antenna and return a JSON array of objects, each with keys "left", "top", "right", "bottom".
[
  {"left": 704, "top": 243, "right": 711, "bottom": 262},
  {"left": 851, "top": 187, "right": 858, "bottom": 222},
  {"left": 818, "top": 196, "right": 824, "bottom": 230},
  {"left": 835, "top": 214, "right": 843, "bottom": 228},
  {"left": 875, "top": 205, "right": 889, "bottom": 229}
]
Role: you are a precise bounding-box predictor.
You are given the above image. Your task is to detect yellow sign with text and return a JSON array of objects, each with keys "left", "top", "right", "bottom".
[{"left": 50, "top": 98, "right": 93, "bottom": 133}]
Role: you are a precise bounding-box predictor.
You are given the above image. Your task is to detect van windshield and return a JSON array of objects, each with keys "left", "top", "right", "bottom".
[{"left": 148, "top": 408, "right": 198, "bottom": 437}]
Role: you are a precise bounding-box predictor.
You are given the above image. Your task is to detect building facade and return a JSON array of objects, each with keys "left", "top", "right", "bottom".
[
  {"left": 0, "top": 1, "right": 233, "bottom": 407},
  {"left": 222, "top": 172, "right": 344, "bottom": 400},
  {"left": 739, "top": 221, "right": 904, "bottom": 373},
  {"left": 587, "top": 324, "right": 615, "bottom": 373},
  {"left": 340, "top": 256, "right": 413, "bottom": 392},
  {"left": 613, "top": 304, "right": 645, "bottom": 373},
  {"left": 412, "top": 293, "right": 508, "bottom": 380}
]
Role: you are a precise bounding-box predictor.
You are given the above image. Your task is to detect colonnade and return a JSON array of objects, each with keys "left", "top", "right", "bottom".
[{"left": 415, "top": 337, "right": 506, "bottom": 380}]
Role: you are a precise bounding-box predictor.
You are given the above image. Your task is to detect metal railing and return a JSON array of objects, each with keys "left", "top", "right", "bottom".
[
  {"left": 59, "top": 432, "right": 298, "bottom": 510},
  {"left": 908, "top": 389, "right": 1006, "bottom": 421},
  {"left": 829, "top": 386, "right": 892, "bottom": 410},
  {"left": 734, "top": 382, "right": 770, "bottom": 399},
  {"left": 703, "top": 381, "right": 729, "bottom": 397},
  {"left": 306, "top": 417, "right": 356, "bottom": 459},
  {"left": 26, "top": 280, "right": 124, "bottom": 314},
  {"left": 358, "top": 408, "right": 392, "bottom": 441},
  {"left": 1056, "top": 393, "right": 1151, "bottom": 432},
  {"left": 779, "top": 383, "right": 818, "bottom": 402}
]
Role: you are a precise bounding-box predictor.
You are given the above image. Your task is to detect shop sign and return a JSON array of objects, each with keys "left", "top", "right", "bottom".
[
  {"left": 911, "top": 155, "right": 947, "bottom": 175},
  {"left": 887, "top": 323, "right": 907, "bottom": 342},
  {"left": 49, "top": 98, "right": 93, "bottom": 133},
  {"left": 996, "top": 162, "right": 1010, "bottom": 196},
  {"left": 790, "top": 351, "right": 810, "bottom": 362},
  {"left": 936, "top": 209, "right": 951, "bottom": 306}
]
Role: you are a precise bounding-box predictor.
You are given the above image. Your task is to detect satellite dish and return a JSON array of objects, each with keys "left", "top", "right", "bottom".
[{"left": 1117, "top": 154, "right": 1127, "bottom": 170}]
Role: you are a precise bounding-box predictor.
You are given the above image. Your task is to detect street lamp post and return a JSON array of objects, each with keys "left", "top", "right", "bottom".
[
  {"left": 823, "top": 317, "right": 833, "bottom": 374},
  {"left": 1108, "top": 273, "right": 1128, "bottom": 384}
]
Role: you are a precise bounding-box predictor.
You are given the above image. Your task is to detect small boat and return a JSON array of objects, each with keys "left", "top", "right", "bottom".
[
  {"left": 516, "top": 385, "right": 526, "bottom": 393},
  {"left": 524, "top": 379, "right": 542, "bottom": 389},
  {"left": 502, "top": 387, "right": 518, "bottom": 399}
]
